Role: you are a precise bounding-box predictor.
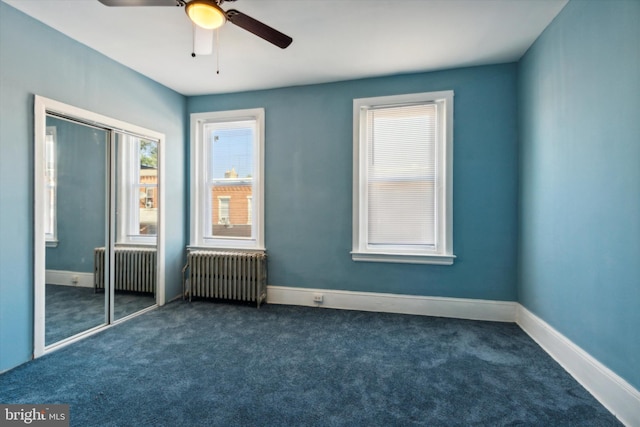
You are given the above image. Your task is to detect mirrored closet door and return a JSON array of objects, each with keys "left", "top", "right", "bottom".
[
  {"left": 43, "top": 116, "right": 108, "bottom": 346},
  {"left": 34, "top": 96, "right": 165, "bottom": 357},
  {"left": 113, "top": 132, "right": 158, "bottom": 320}
]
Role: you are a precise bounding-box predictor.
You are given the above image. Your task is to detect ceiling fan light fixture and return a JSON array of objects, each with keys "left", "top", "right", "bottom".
[{"left": 185, "top": 0, "right": 226, "bottom": 30}]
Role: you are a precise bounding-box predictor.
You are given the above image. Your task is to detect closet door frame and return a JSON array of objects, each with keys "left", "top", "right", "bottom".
[{"left": 33, "top": 95, "right": 165, "bottom": 358}]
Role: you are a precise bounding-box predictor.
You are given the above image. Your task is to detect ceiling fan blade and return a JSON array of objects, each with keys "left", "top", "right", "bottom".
[
  {"left": 97, "top": 0, "right": 180, "bottom": 6},
  {"left": 226, "top": 9, "right": 292, "bottom": 49}
]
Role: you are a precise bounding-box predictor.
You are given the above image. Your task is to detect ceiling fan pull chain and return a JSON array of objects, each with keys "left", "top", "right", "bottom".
[
  {"left": 216, "top": 28, "right": 220, "bottom": 75},
  {"left": 191, "top": 22, "right": 196, "bottom": 57}
]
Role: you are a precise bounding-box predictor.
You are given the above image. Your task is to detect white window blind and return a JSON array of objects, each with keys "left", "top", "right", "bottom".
[
  {"left": 366, "top": 104, "right": 437, "bottom": 248},
  {"left": 353, "top": 91, "right": 454, "bottom": 265}
]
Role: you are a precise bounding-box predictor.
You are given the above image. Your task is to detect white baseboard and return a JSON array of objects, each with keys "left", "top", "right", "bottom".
[
  {"left": 516, "top": 306, "right": 640, "bottom": 427},
  {"left": 266, "top": 285, "right": 639, "bottom": 426},
  {"left": 266, "top": 285, "right": 517, "bottom": 322},
  {"left": 45, "top": 270, "right": 94, "bottom": 288}
]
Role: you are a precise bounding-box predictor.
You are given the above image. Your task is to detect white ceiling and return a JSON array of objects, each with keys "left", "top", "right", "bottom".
[{"left": 4, "top": 0, "right": 568, "bottom": 96}]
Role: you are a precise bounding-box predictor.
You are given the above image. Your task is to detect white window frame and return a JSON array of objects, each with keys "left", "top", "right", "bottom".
[
  {"left": 116, "top": 135, "right": 158, "bottom": 246},
  {"left": 44, "top": 126, "right": 58, "bottom": 247},
  {"left": 246, "top": 195, "right": 252, "bottom": 225},
  {"left": 352, "top": 91, "right": 455, "bottom": 265},
  {"left": 190, "top": 108, "right": 265, "bottom": 251}
]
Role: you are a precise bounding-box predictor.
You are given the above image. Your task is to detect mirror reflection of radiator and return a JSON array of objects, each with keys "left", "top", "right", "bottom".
[
  {"left": 183, "top": 251, "right": 267, "bottom": 308},
  {"left": 94, "top": 247, "right": 156, "bottom": 294}
]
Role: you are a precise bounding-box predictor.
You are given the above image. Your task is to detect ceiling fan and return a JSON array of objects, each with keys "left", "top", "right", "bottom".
[{"left": 97, "top": 0, "right": 293, "bottom": 50}]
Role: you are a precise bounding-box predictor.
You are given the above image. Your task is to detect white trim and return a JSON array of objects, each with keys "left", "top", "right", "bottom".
[
  {"left": 45, "top": 270, "right": 94, "bottom": 288},
  {"left": 34, "top": 97, "right": 47, "bottom": 357},
  {"left": 266, "top": 286, "right": 516, "bottom": 322},
  {"left": 351, "top": 252, "right": 455, "bottom": 265},
  {"left": 156, "top": 126, "right": 166, "bottom": 307},
  {"left": 516, "top": 306, "right": 640, "bottom": 427}
]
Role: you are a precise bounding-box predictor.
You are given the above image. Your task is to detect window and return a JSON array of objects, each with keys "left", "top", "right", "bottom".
[
  {"left": 218, "top": 196, "right": 230, "bottom": 225},
  {"left": 190, "top": 108, "right": 264, "bottom": 250},
  {"left": 44, "top": 126, "right": 57, "bottom": 247},
  {"left": 352, "top": 91, "right": 454, "bottom": 265},
  {"left": 117, "top": 135, "right": 158, "bottom": 244}
]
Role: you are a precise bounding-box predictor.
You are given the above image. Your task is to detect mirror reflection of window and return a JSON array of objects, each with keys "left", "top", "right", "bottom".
[
  {"left": 138, "top": 140, "right": 158, "bottom": 236},
  {"left": 117, "top": 135, "right": 158, "bottom": 244},
  {"left": 44, "top": 127, "right": 57, "bottom": 247}
]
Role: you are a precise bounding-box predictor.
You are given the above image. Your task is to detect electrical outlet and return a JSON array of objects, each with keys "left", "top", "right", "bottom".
[
  {"left": 313, "top": 293, "right": 324, "bottom": 304},
  {"left": 71, "top": 275, "right": 79, "bottom": 284}
]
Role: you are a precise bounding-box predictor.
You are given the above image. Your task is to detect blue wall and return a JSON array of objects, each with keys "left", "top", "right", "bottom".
[
  {"left": 189, "top": 64, "right": 519, "bottom": 301},
  {"left": 45, "top": 117, "right": 107, "bottom": 273},
  {"left": 518, "top": 0, "right": 640, "bottom": 390},
  {"left": 0, "top": 2, "right": 187, "bottom": 373}
]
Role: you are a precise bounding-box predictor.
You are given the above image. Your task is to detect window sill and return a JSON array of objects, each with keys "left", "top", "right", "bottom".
[
  {"left": 351, "top": 251, "right": 455, "bottom": 265},
  {"left": 115, "top": 242, "right": 157, "bottom": 248},
  {"left": 187, "top": 245, "right": 266, "bottom": 254}
]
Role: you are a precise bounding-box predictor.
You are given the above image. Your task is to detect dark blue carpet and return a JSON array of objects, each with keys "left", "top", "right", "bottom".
[{"left": 1, "top": 301, "right": 621, "bottom": 426}]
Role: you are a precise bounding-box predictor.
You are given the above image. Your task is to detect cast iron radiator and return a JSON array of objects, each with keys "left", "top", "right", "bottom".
[
  {"left": 183, "top": 250, "right": 267, "bottom": 308},
  {"left": 94, "top": 247, "right": 156, "bottom": 294}
]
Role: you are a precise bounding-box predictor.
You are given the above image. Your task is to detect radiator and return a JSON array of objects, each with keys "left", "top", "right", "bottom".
[
  {"left": 184, "top": 251, "right": 267, "bottom": 308},
  {"left": 94, "top": 247, "right": 157, "bottom": 294}
]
